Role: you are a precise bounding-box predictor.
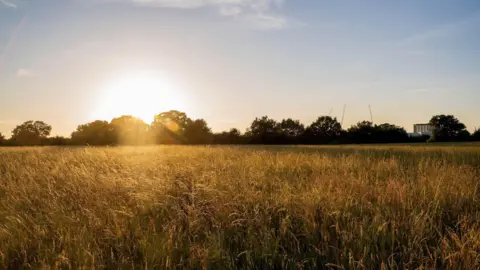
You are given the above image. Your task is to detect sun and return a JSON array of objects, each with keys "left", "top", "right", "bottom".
[{"left": 94, "top": 71, "right": 183, "bottom": 124}]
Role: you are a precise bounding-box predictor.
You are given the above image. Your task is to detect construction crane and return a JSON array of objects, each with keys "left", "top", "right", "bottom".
[
  {"left": 341, "top": 104, "right": 346, "bottom": 127},
  {"left": 369, "top": 105, "right": 373, "bottom": 123}
]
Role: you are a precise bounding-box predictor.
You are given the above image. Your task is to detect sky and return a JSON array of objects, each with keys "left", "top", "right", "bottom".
[{"left": 0, "top": 0, "right": 479, "bottom": 136}]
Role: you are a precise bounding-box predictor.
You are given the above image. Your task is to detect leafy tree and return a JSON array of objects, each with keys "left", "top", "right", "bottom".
[
  {"left": 347, "top": 121, "right": 375, "bottom": 143},
  {"left": 227, "top": 128, "right": 245, "bottom": 144},
  {"left": 227, "top": 128, "right": 241, "bottom": 138},
  {"left": 213, "top": 128, "right": 244, "bottom": 144},
  {"left": 458, "top": 130, "right": 472, "bottom": 141},
  {"left": 346, "top": 122, "right": 408, "bottom": 144},
  {"left": 152, "top": 110, "right": 190, "bottom": 133},
  {"left": 0, "top": 132, "right": 5, "bottom": 145},
  {"left": 184, "top": 119, "right": 213, "bottom": 144},
  {"left": 111, "top": 115, "right": 150, "bottom": 145},
  {"left": 279, "top": 118, "right": 305, "bottom": 143},
  {"left": 429, "top": 115, "right": 467, "bottom": 142},
  {"left": 151, "top": 110, "right": 192, "bottom": 144},
  {"left": 44, "top": 136, "right": 70, "bottom": 146},
  {"left": 249, "top": 116, "right": 279, "bottom": 137},
  {"left": 305, "top": 116, "right": 342, "bottom": 144},
  {"left": 373, "top": 123, "right": 409, "bottom": 143},
  {"left": 248, "top": 116, "right": 282, "bottom": 144},
  {"left": 473, "top": 129, "right": 480, "bottom": 141},
  {"left": 11, "top": 120, "right": 52, "bottom": 146},
  {"left": 71, "top": 120, "right": 116, "bottom": 146},
  {"left": 279, "top": 119, "right": 305, "bottom": 137}
]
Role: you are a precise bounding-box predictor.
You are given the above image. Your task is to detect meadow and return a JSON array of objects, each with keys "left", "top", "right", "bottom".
[{"left": 1, "top": 145, "right": 480, "bottom": 269}]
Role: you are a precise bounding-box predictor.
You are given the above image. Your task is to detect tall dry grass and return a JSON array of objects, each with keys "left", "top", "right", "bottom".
[{"left": 0, "top": 145, "right": 479, "bottom": 269}]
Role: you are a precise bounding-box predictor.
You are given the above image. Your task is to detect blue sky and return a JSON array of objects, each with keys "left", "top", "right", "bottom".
[{"left": 1, "top": 0, "right": 479, "bottom": 136}]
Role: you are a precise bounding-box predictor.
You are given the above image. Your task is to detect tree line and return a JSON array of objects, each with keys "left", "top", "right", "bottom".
[{"left": 0, "top": 111, "right": 479, "bottom": 146}]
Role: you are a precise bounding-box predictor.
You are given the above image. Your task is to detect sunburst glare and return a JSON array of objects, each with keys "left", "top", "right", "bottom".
[{"left": 93, "top": 70, "right": 184, "bottom": 124}]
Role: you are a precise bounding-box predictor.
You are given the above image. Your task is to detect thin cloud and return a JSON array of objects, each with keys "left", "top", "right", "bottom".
[
  {"left": 242, "top": 13, "right": 287, "bottom": 30},
  {"left": 0, "top": 0, "right": 16, "bottom": 8},
  {"left": 219, "top": 5, "right": 242, "bottom": 16},
  {"left": 131, "top": 0, "right": 284, "bottom": 10},
  {"left": 16, "top": 69, "right": 36, "bottom": 77},
  {"left": 126, "top": 0, "right": 294, "bottom": 30}
]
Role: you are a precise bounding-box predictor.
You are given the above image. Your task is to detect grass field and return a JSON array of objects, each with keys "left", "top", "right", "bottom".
[{"left": 1, "top": 145, "right": 480, "bottom": 269}]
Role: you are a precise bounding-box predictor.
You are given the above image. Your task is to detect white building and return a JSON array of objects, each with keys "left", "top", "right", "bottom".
[
  {"left": 414, "top": 124, "right": 433, "bottom": 133},
  {"left": 413, "top": 123, "right": 434, "bottom": 136}
]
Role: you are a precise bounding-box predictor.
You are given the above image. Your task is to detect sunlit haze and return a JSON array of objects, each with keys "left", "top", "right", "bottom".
[
  {"left": 0, "top": 0, "right": 479, "bottom": 136},
  {"left": 93, "top": 70, "right": 185, "bottom": 124}
]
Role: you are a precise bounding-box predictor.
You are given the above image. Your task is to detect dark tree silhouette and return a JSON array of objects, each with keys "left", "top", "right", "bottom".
[
  {"left": 151, "top": 110, "right": 192, "bottom": 144},
  {"left": 44, "top": 136, "right": 70, "bottom": 146},
  {"left": 373, "top": 123, "right": 409, "bottom": 143},
  {"left": 228, "top": 128, "right": 241, "bottom": 138},
  {"left": 473, "top": 129, "right": 480, "bottom": 141},
  {"left": 279, "top": 118, "right": 305, "bottom": 143},
  {"left": 152, "top": 110, "right": 190, "bottom": 133},
  {"left": 429, "top": 115, "right": 467, "bottom": 142},
  {"left": 248, "top": 116, "right": 282, "bottom": 144},
  {"left": 249, "top": 116, "right": 279, "bottom": 137},
  {"left": 184, "top": 119, "right": 213, "bottom": 144},
  {"left": 347, "top": 121, "right": 376, "bottom": 143},
  {"left": 71, "top": 120, "right": 116, "bottom": 146},
  {"left": 213, "top": 128, "right": 244, "bottom": 144},
  {"left": 460, "top": 130, "right": 472, "bottom": 141},
  {"left": 11, "top": 121, "right": 52, "bottom": 146},
  {"left": 228, "top": 128, "right": 245, "bottom": 144},
  {"left": 2, "top": 111, "right": 476, "bottom": 146},
  {"left": 304, "top": 116, "right": 342, "bottom": 144},
  {"left": 111, "top": 115, "right": 150, "bottom": 145}
]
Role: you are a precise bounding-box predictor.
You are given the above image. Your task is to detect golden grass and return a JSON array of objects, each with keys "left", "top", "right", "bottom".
[{"left": 0, "top": 145, "right": 479, "bottom": 269}]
